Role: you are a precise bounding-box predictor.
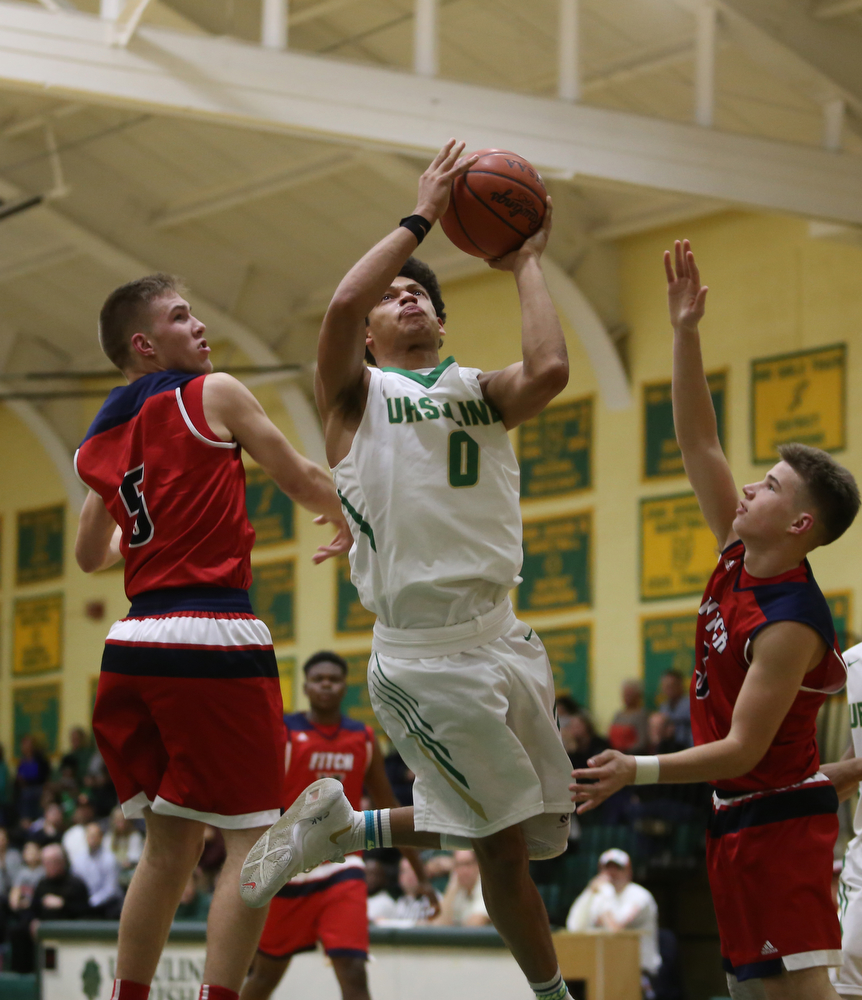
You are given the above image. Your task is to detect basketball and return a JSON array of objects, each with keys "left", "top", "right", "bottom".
[{"left": 440, "top": 149, "right": 547, "bottom": 259}]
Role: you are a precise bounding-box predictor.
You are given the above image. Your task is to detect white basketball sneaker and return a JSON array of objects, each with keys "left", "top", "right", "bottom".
[{"left": 239, "top": 777, "right": 354, "bottom": 908}]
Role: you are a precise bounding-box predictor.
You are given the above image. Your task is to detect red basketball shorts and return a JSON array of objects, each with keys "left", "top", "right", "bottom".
[
  {"left": 707, "top": 774, "right": 841, "bottom": 982},
  {"left": 93, "top": 587, "right": 285, "bottom": 829},
  {"left": 258, "top": 865, "right": 369, "bottom": 960}
]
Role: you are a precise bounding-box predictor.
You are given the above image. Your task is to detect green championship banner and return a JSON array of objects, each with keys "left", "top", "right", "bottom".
[
  {"left": 642, "top": 613, "right": 697, "bottom": 709},
  {"left": 14, "top": 682, "right": 61, "bottom": 756},
  {"left": 825, "top": 591, "right": 853, "bottom": 650},
  {"left": 17, "top": 505, "right": 64, "bottom": 585},
  {"left": 519, "top": 397, "right": 592, "bottom": 499},
  {"left": 249, "top": 560, "right": 295, "bottom": 643},
  {"left": 644, "top": 372, "right": 726, "bottom": 479},
  {"left": 278, "top": 656, "right": 296, "bottom": 712},
  {"left": 751, "top": 344, "right": 845, "bottom": 462},
  {"left": 519, "top": 513, "right": 592, "bottom": 613},
  {"left": 541, "top": 625, "right": 591, "bottom": 707},
  {"left": 335, "top": 554, "right": 376, "bottom": 635},
  {"left": 245, "top": 466, "right": 294, "bottom": 546},
  {"left": 640, "top": 493, "right": 716, "bottom": 601},
  {"left": 340, "top": 650, "right": 381, "bottom": 736},
  {"left": 14, "top": 593, "right": 63, "bottom": 676}
]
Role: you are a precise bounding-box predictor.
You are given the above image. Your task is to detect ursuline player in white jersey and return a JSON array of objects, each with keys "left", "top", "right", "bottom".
[{"left": 241, "top": 139, "right": 577, "bottom": 1000}]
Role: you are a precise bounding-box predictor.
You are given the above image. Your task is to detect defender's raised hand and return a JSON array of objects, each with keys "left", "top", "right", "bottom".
[
  {"left": 665, "top": 239, "right": 708, "bottom": 334},
  {"left": 569, "top": 749, "right": 636, "bottom": 814},
  {"left": 414, "top": 140, "right": 480, "bottom": 225}
]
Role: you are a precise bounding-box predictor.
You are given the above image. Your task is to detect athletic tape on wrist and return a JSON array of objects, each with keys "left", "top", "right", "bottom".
[
  {"left": 399, "top": 214, "right": 432, "bottom": 244},
  {"left": 633, "top": 755, "right": 660, "bottom": 785}
]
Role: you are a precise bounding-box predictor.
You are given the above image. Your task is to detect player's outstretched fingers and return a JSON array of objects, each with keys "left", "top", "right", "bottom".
[
  {"left": 687, "top": 248, "right": 700, "bottom": 287},
  {"left": 663, "top": 249, "right": 676, "bottom": 284},
  {"left": 674, "top": 239, "right": 686, "bottom": 278},
  {"left": 429, "top": 139, "right": 457, "bottom": 170}
]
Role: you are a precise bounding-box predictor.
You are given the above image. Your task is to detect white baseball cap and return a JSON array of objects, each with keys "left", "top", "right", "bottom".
[{"left": 599, "top": 848, "right": 630, "bottom": 868}]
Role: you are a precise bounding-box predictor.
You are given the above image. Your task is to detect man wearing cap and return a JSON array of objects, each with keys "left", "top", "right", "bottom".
[{"left": 565, "top": 848, "right": 661, "bottom": 981}]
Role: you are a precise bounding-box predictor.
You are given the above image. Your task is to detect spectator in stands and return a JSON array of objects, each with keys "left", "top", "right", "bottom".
[
  {"left": 555, "top": 694, "right": 580, "bottom": 726},
  {"left": 645, "top": 712, "right": 686, "bottom": 756},
  {"left": 108, "top": 806, "right": 143, "bottom": 890},
  {"left": 174, "top": 870, "right": 212, "bottom": 922},
  {"left": 0, "top": 743, "right": 11, "bottom": 827},
  {"left": 62, "top": 798, "right": 97, "bottom": 865},
  {"left": 14, "top": 736, "right": 51, "bottom": 822},
  {"left": 59, "top": 727, "right": 94, "bottom": 786},
  {"left": 565, "top": 848, "right": 661, "bottom": 985},
  {"left": 434, "top": 850, "right": 491, "bottom": 927},
  {"left": 366, "top": 857, "right": 398, "bottom": 923},
  {"left": 197, "top": 825, "right": 227, "bottom": 892},
  {"left": 385, "top": 856, "right": 440, "bottom": 925},
  {"left": 564, "top": 711, "right": 611, "bottom": 770},
  {"left": 8, "top": 842, "right": 44, "bottom": 914},
  {"left": 608, "top": 680, "right": 649, "bottom": 753},
  {"left": 71, "top": 822, "right": 122, "bottom": 918},
  {"left": 657, "top": 670, "right": 692, "bottom": 748},
  {"left": 9, "top": 843, "right": 90, "bottom": 972},
  {"left": 82, "top": 750, "right": 117, "bottom": 818},
  {"left": 28, "top": 801, "right": 66, "bottom": 847},
  {"left": 0, "top": 826, "right": 22, "bottom": 902}
]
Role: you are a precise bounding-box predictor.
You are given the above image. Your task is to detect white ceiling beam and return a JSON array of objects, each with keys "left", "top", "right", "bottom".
[
  {"left": 262, "top": 0, "right": 288, "bottom": 51},
  {"left": 542, "top": 258, "right": 631, "bottom": 411},
  {"left": 694, "top": 2, "right": 717, "bottom": 127},
  {"left": 823, "top": 98, "right": 845, "bottom": 152},
  {"left": 3, "top": 5, "right": 862, "bottom": 224},
  {"left": 557, "top": 0, "right": 580, "bottom": 102},
  {"left": 0, "top": 173, "right": 326, "bottom": 463},
  {"left": 112, "top": 0, "right": 154, "bottom": 47},
  {"left": 413, "top": 0, "right": 438, "bottom": 78},
  {"left": 815, "top": 0, "right": 862, "bottom": 17},
  {"left": 151, "top": 149, "right": 358, "bottom": 228}
]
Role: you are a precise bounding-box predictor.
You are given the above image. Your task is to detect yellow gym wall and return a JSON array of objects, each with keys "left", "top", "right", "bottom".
[{"left": 2, "top": 208, "right": 862, "bottom": 762}]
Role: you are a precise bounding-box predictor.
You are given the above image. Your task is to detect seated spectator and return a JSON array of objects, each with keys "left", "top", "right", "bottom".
[
  {"left": 55, "top": 762, "right": 81, "bottom": 821},
  {"left": 14, "top": 736, "right": 51, "bottom": 822},
  {"left": 0, "top": 825, "right": 22, "bottom": 885},
  {"left": 565, "top": 848, "right": 661, "bottom": 985},
  {"left": 434, "top": 850, "right": 490, "bottom": 927},
  {"left": 555, "top": 694, "right": 581, "bottom": 730},
  {"left": 197, "top": 825, "right": 226, "bottom": 892},
  {"left": 82, "top": 751, "right": 117, "bottom": 818},
  {"left": 28, "top": 802, "right": 66, "bottom": 847},
  {"left": 108, "top": 807, "right": 143, "bottom": 890},
  {"left": 9, "top": 844, "right": 90, "bottom": 973},
  {"left": 657, "top": 669, "right": 692, "bottom": 748},
  {"left": 8, "top": 842, "right": 44, "bottom": 913},
  {"left": 366, "top": 857, "right": 398, "bottom": 923},
  {"left": 71, "top": 822, "right": 121, "bottom": 919},
  {"left": 62, "top": 799, "right": 97, "bottom": 866},
  {"left": 59, "top": 727, "right": 94, "bottom": 787},
  {"left": 0, "top": 743, "right": 11, "bottom": 828},
  {"left": 384, "top": 856, "right": 439, "bottom": 926},
  {"left": 645, "top": 712, "right": 686, "bottom": 756},
  {"left": 608, "top": 680, "right": 649, "bottom": 753},
  {"left": 422, "top": 850, "right": 455, "bottom": 893},
  {"left": 174, "top": 870, "right": 211, "bottom": 922},
  {"left": 563, "top": 711, "right": 611, "bottom": 770}
]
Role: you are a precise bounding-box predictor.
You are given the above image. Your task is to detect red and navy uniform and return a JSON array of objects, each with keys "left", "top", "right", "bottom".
[
  {"left": 692, "top": 539, "right": 844, "bottom": 981},
  {"left": 258, "top": 713, "right": 374, "bottom": 961},
  {"left": 76, "top": 371, "right": 284, "bottom": 828}
]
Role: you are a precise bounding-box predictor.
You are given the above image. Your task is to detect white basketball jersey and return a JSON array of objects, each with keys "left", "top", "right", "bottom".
[
  {"left": 333, "top": 358, "right": 522, "bottom": 629},
  {"left": 845, "top": 641, "right": 862, "bottom": 837}
]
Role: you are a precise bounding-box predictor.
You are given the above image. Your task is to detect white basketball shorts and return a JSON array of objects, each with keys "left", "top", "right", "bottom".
[{"left": 836, "top": 837, "right": 862, "bottom": 995}]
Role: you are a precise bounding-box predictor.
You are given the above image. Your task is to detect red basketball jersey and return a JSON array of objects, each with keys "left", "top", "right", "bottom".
[
  {"left": 75, "top": 372, "right": 254, "bottom": 597},
  {"left": 283, "top": 712, "right": 374, "bottom": 811},
  {"left": 691, "top": 539, "right": 845, "bottom": 794}
]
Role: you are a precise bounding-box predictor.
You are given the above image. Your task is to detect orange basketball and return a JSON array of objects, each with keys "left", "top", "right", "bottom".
[{"left": 440, "top": 149, "right": 547, "bottom": 259}]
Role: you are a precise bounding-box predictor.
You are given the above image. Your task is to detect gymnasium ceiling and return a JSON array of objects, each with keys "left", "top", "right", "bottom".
[{"left": 1, "top": 0, "right": 862, "bottom": 487}]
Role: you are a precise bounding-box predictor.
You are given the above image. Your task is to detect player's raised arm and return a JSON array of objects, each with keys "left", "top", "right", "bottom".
[
  {"left": 203, "top": 374, "right": 351, "bottom": 562},
  {"left": 570, "top": 620, "right": 825, "bottom": 811},
  {"left": 316, "top": 140, "right": 477, "bottom": 426},
  {"left": 667, "top": 240, "right": 739, "bottom": 548},
  {"left": 477, "top": 200, "right": 568, "bottom": 429}
]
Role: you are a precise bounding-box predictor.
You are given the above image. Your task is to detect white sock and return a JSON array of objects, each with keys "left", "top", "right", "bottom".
[
  {"left": 528, "top": 968, "right": 572, "bottom": 1000},
  {"left": 342, "top": 809, "right": 392, "bottom": 853}
]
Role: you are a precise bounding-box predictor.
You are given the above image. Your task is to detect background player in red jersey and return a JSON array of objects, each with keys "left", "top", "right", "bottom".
[
  {"left": 74, "top": 275, "right": 350, "bottom": 1000},
  {"left": 241, "top": 650, "right": 435, "bottom": 1000},
  {"left": 571, "top": 241, "right": 860, "bottom": 1000}
]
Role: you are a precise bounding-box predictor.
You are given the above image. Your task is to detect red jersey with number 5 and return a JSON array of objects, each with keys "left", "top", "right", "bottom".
[
  {"left": 74, "top": 371, "right": 254, "bottom": 597},
  {"left": 690, "top": 538, "right": 846, "bottom": 795}
]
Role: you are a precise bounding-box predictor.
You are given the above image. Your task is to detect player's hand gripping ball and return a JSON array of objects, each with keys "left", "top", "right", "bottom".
[{"left": 440, "top": 149, "right": 547, "bottom": 259}]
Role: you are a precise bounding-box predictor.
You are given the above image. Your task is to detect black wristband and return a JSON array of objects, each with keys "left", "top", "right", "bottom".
[{"left": 399, "top": 214, "right": 432, "bottom": 244}]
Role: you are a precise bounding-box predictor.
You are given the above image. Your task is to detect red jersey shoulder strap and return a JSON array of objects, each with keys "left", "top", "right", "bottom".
[{"left": 175, "top": 376, "right": 236, "bottom": 449}]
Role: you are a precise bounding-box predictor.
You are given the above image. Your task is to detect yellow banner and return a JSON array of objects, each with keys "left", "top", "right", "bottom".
[
  {"left": 640, "top": 494, "right": 716, "bottom": 601},
  {"left": 751, "top": 344, "right": 845, "bottom": 462},
  {"left": 14, "top": 593, "right": 63, "bottom": 676}
]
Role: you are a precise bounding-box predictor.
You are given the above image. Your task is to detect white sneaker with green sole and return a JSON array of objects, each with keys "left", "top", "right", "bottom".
[{"left": 239, "top": 777, "right": 353, "bottom": 908}]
